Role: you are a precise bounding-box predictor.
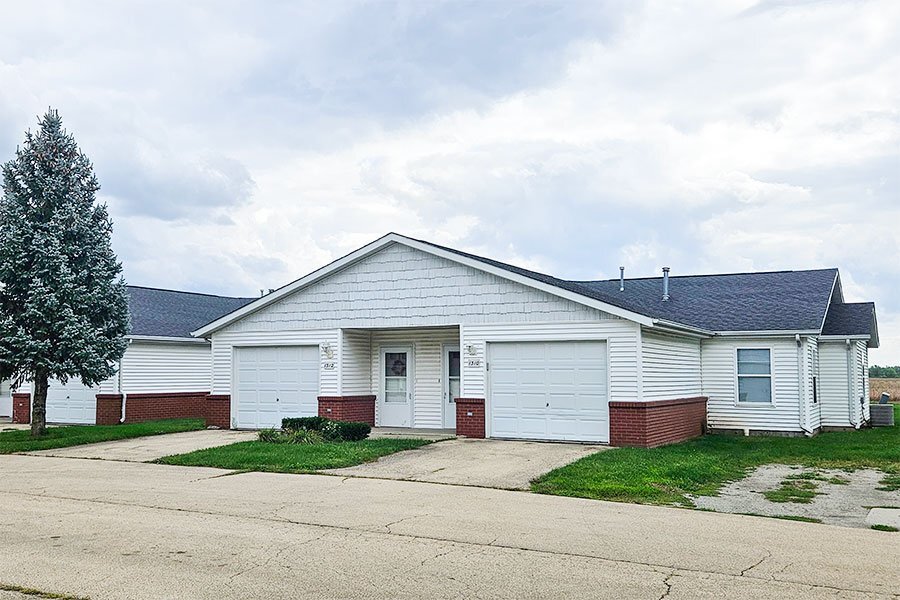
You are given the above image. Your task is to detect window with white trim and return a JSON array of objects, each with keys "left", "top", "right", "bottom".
[{"left": 737, "top": 348, "right": 772, "bottom": 403}]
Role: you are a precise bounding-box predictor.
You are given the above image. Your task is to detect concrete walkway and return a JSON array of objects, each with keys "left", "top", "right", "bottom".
[
  {"left": 25, "top": 429, "right": 257, "bottom": 462},
  {"left": 0, "top": 454, "right": 897, "bottom": 599},
  {"left": 325, "top": 438, "right": 603, "bottom": 489}
]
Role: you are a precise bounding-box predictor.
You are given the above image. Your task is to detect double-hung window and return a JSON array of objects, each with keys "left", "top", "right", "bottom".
[{"left": 737, "top": 348, "right": 772, "bottom": 404}]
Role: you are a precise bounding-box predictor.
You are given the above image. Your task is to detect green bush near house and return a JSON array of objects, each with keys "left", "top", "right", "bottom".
[{"left": 280, "top": 416, "right": 371, "bottom": 442}]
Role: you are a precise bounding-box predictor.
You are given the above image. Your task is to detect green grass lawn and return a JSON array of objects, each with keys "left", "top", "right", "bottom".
[
  {"left": 0, "top": 419, "right": 205, "bottom": 454},
  {"left": 157, "top": 437, "right": 433, "bottom": 473},
  {"left": 532, "top": 404, "right": 900, "bottom": 506}
]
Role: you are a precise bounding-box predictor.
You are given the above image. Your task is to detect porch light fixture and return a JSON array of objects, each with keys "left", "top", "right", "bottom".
[
  {"left": 465, "top": 344, "right": 477, "bottom": 356},
  {"left": 322, "top": 343, "right": 334, "bottom": 359}
]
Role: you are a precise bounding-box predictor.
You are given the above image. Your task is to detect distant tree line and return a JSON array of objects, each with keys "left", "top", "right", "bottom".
[{"left": 869, "top": 365, "right": 900, "bottom": 378}]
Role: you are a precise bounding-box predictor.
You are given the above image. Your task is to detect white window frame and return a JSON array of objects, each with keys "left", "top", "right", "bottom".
[{"left": 734, "top": 347, "right": 774, "bottom": 406}]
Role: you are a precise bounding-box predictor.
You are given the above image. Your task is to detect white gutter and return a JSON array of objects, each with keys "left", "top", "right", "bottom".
[
  {"left": 129, "top": 335, "right": 209, "bottom": 345},
  {"left": 716, "top": 329, "right": 820, "bottom": 337}
]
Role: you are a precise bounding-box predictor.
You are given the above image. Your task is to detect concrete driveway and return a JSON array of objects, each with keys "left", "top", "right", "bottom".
[
  {"left": 1, "top": 454, "right": 897, "bottom": 599},
  {"left": 25, "top": 429, "right": 257, "bottom": 462},
  {"left": 325, "top": 437, "right": 606, "bottom": 489}
]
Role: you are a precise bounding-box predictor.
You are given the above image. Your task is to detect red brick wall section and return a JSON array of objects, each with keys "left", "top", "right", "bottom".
[
  {"left": 95, "top": 394, "right": 124, "bottom": 425},
  {"left": 123, "top": 392, "right": 206, "bottom": 423},
  {"left": 12, "top": 393, "right": 31, "bottom": 424},
  {"left": 455, "top": 398, "right": 485, "bottom": 438},
  {"left": 317, "top": 396, "right": 376, "bottom": 425},
  {"left": 204, "top": 394, "right": 231, "bottom": 429},
  {"left": 609, "top": 397, "right": 707, "bottom": 448}
]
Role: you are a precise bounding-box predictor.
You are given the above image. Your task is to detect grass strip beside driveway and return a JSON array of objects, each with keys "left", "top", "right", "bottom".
[
  {"left": 157, "top": 438, "right": 433, "bottom": 473},
  {"left": 532, "top": 405, "right": 900, "bottom": 506},
  {"left": 0, "top": 419, "right": 205, "bottom": 454}
]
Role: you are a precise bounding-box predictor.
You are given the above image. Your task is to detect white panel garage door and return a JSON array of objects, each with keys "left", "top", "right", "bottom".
[
  {"left": 46, "top": 378, "right": 98, "bottom": 424},
  {"left": 489, "top": 341, "right": 608, "bottom": 442},
  {"left": 235, "top": 346, "right": 319, "bottom": 429}
]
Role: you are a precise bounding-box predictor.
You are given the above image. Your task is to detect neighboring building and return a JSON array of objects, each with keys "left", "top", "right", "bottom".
[
  {"left": 6, "top": 286, "right": 253, "bottom": 425},
  {"left": 192, "top": 233, "right": 879, "bottom": 447}
]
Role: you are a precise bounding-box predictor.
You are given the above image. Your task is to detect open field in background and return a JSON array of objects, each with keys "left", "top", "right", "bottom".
[{"left": 870, "top": 378, "right": 900, "bottom": 401}]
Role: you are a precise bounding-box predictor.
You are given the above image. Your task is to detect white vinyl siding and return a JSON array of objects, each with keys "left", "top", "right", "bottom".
[
  {"left": 341, "top": 329, "right": 372, "bottom": 395},
  {"left": 210, "top": 329, "right": 337, "bottom": 396},
  {"left": 368, "top": 327, "right": 459, "bottom": 428},
  {"left": 702, "top": 338, "right": 801, "bottom": 432},
  {"left": 208, "top": 243, "right": 621, "bottom": 401},
  {"left": 223, "top": 243, "right": 606, "bottom": 332},
  {"left": 119, "top": 341, "right": 211, "bottom": 393},
  {"left": 805, "top": 337, "right": 821, "bottom": 431},
  {"left": 855, "top": 341, "right": 869, "bottom": 423},
  {"left": 819, "top": 342, "right": 852, "bottom": 427},
  {"left": 640, "top": 331, "right": 702, "bottom": 401},
  {"left": 461, "top": 320, "right": 639, "bottom": 402}
]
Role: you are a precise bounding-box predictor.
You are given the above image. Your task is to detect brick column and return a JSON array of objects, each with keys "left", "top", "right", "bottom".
[
  {"left": 318, "top": 395, "right": 376, "bottom": 425},
  {"left": 95, "top": 394, "right": 124, "bottom": 425},
  {"left": 609, "top": 397, "right": 707, "bottom": 448},
  {"left": 455, "top": 398, "right": 485, "bottom": 438},
  {"left": 204, "top": 394, "right": 231, "bottom": 429},
  {"left": 12, "top": 393, "right": 31, "bottom": 424}
]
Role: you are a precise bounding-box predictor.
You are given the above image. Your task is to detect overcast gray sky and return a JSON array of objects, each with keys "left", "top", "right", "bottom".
[{"left": 1, "top": 0, "right": 898, "bottom": 362}]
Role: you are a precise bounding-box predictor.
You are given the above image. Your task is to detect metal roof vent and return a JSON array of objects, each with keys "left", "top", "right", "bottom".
[
  {"left": 662, "top": 267, "right": 670, "bottom": 301},
  {"left": 619, "top": 266, "right": 625, "bottom": 292}
]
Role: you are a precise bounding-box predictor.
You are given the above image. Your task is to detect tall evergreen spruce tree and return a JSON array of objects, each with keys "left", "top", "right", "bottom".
[{"left": 0, "top": 110, "right": 129, "bottom": 436}]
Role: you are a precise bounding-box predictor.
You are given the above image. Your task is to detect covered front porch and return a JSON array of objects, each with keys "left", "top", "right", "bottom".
[{"left": 320, "top": 326, "right": 465, "bottom": 432}]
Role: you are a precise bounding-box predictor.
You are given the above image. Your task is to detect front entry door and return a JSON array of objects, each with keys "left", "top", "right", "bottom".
[
  {"left": 443, "top": 346, "right": 460, "bottom": 429},
  {"left": 380, "top": 346, "right": 413, "bottom": 427}
]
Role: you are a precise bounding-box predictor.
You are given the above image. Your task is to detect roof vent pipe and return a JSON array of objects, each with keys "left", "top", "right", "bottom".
[
  {"left": 662, "top": 267, "right": 670, "bottom": 301},
  {"left": 619, "top": 267, "right": 625, "bottom": 292}
]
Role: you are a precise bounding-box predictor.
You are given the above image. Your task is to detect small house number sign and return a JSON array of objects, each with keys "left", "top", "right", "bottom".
[
  {"left": 466, "top": 358, "right": 481, "bottom": 368},
  {"left": 323, "top": 362, "right": 336, "bottom": 371}
]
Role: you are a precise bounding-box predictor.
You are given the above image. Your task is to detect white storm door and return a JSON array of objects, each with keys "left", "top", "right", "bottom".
[
  {"left": 443, "top": 346, "right": 460, "bottom": 429},
  {"left": 380, "top": 346, "right": 413, "bottom": 427},
  {"left": 46, "top": 378, "right": 98, "bottom": 424},
  {"left": 489, "top": 341, "right": 608, "bottom": 442}
]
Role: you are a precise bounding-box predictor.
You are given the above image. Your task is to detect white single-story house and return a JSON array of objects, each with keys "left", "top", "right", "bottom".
[
  {"left": 192, "top": 233, "right": 879, "bottom": 447},
  {"left": 5, "top": 286, "right": 252, "bottom": 425}
]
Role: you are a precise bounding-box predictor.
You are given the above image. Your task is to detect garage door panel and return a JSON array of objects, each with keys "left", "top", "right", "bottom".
[
  {"left": 46, "top": 378, "right": 98, "bottom": 424},
  {"left": 489, "top": 341, "right": 608, "bottom": 443},
  {"left": 235, "top": 346, "right": 320, "bottom": 429}
]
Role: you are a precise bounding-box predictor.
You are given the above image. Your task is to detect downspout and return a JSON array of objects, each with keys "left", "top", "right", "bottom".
[
  {"left": 846, "top": 339, "right": 859, "bottom": 429},
  {"left": 796, "top": 335, "right": 813, "bottom": 436},
  {"left": 119, "top": 338, "right": 132, "bottom": 424}
]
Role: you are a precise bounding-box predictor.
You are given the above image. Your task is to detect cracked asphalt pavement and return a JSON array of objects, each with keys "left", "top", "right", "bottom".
[{"left": 1, "top": 454, "right": 898, "bottom": 599}]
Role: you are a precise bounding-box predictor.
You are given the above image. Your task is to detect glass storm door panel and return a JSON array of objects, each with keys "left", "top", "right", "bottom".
[
  {"left": 444, "top": 347, "right": 460, "bottom": 429},
  {"left": 380, "top": 347, "right": 413, "bottom": 427}
]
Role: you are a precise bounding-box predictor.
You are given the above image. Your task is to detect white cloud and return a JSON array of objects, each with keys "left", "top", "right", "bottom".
[{"left": 1, "top": 0, "right": 899, "bottom": 360}]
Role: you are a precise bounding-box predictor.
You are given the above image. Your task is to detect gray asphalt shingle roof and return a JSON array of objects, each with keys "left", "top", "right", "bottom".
[
  {"left": 415, "top": 237, "right": 841, "bottom": 333},
  {"left": 821, "top": 302, "right": 876, "bottom": 337},
  {"left": 126, "top": 286, "right": 255, "bottom": 339}
]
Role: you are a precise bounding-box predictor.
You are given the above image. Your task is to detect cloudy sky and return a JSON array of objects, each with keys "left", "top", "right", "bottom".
[{"left": 1, "top": 0, "right": 898, "bottom": 361}]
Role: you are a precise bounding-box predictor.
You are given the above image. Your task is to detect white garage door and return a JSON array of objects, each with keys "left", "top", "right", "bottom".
[
  {"left": 235, "top": 346, "right": 319, "bottom": 429},
  {"left": 46, "top": 378, "right": 98, "bottom": 424},
  {"left": 489, "top": 341, "right": 608, "bottom": 442}
]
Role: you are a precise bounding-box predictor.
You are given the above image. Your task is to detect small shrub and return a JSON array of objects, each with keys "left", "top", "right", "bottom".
[
  {"left": 284, "top": 429, "right": 326, "bottom": 445},
  {"left": 280, "top": 416, "right": 371, "bottom": 441},
  {"left": 258, "top": 429, "right": 282, "bottom": 443},
  {"left": 870, "top": 524, "right": 898, "bottom": 532},
  {"left": 282, "top": 416, "right": 329, "bottom": 432},
  {"left": 336, "top": 421, "right": 371, "bottom": 441},
  {"left": 257, "top": 428, "right": 325, "bottom": 445}
]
